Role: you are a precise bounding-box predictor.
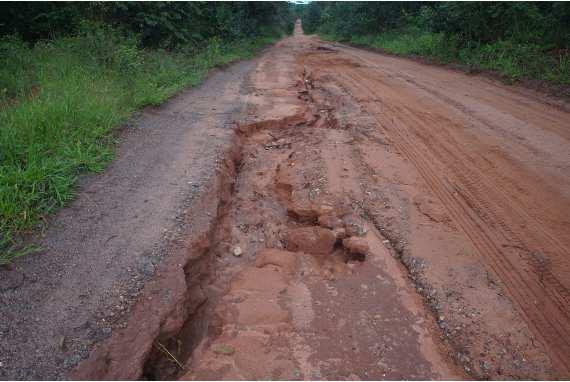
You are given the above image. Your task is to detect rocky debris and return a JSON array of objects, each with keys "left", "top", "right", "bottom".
[
  {"left": 255, "top": 248, "right": 298, "bottom": 275},
  {"left": 342, "top": 237, "right": 369, "bottom": 256},
  {"left": 232, "top": 246, "right": 243, "bottom": 257},
  {"left": 286, "top": 226, "right": 336, "bottom": 255}
]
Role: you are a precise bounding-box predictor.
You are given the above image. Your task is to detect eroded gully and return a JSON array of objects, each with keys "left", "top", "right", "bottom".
[{"left": 73, "top": 23, "right": 570, "bottom": 380}]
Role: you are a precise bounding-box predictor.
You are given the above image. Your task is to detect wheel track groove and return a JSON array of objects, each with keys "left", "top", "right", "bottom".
[{"left": 318, "top": 62, "right": 570, "bottom": 373}]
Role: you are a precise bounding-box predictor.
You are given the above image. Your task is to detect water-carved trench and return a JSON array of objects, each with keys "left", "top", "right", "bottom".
[
  {"left": 137, "top": 64, "right": 461, "bottom": 379},
  {"left": 72, "top": 53, "right": 464, "bottom": 380},
  {"left": 142, "top": 108, "right": 375, "bottom": 380}
]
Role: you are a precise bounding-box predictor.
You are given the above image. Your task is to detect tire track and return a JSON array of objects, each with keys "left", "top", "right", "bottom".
[{"left": 315, "top": 60, "right": 570, "bottom": 373}]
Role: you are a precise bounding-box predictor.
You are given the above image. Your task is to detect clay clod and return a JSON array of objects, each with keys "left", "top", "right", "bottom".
[
  {"left": 342, "top": 237, "right": 369, "bottom": 256},
  {"left": 255, "top": 248, "right": 298, "bottom": 275},
  {"left": 332, "top": 227, "right": 347, "bottom": 240},
  {"left": 286, "top": 226, "right": 336, "bottom": 255},
  {"left": 318, "top": 213, "right": 343, "bottom": 229},
  {"left": 287, "top": 200, "right": 321, "bottom": 223},
  {"left": 213, "top": 344, "right": 235, "bottom": 356}
]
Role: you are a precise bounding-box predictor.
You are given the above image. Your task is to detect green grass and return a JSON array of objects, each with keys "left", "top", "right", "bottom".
[
  {"left": 325, "top": 30, "right": 570, "bottom": 86},
  {"left": 0, "top": 24, "right": 279, "bottom": 263}
]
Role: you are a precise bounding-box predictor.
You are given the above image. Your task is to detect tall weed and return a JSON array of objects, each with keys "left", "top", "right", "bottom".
[
  {"left": 0, "top": 36, "right": 37, "bottom": 101},
  {"left": 337, "top": 29, "right": 570, "bottom": 85},
  {"left": 0, "top": 24, "right": 279, "bottom": 262}
]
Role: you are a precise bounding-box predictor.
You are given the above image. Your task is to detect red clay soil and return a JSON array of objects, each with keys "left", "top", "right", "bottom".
[
  {"left": 177, "top": 29, "right": 461, "bottom": 379},
  {"left": 3, "top": 21, "right": 570, "bottom": 381},
  {"left": 299, "top": 41, "right": 570, "bottom": 378},
  {"left": 178, "top": 23, "right": 570, "bottom": 380}
]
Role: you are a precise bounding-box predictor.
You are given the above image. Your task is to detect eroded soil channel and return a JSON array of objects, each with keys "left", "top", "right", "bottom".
[
  {"left": 143, "top": 62, "right": 461, "bottom": 380},
  {"left": 59, "top": 22, "right": 570, "bottom": 380}
]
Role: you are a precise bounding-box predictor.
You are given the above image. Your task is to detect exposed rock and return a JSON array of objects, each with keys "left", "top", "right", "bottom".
[
  {"left": 265, "top": 139, "right": 291, "bottom": 150},
  {"left": 232, "top": 246, "right": 243, "bottom": 257},
  {"left": 286, "top": 226, "right": 336, "bottom": 255},
  {"left": 318, "top": 203, "right": 335, "bottom": 215},
  {"left": 303, "top": 110, "right": 318, "bottom": 125}
]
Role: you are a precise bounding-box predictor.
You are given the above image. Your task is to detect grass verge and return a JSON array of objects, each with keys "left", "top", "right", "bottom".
[
  {"left": 322, "top": 30, "right": 570, "bottom": 89},
  {"left": 0, "top": 24, "right": 280, "bottom": 263}
]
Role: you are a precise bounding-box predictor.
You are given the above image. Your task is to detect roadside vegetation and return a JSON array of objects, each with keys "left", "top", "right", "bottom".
[
  {"left": 300, "top": 2, "right": 570, "bottom": 87},
  {"left": 0, "top": 2, "right": 294, "bottom": 263}
]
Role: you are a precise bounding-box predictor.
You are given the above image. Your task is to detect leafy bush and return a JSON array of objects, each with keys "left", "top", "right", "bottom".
[
  {"left": 0, "top": 3, "right": 296, "bottom": 48},
  {"left": 301, "top": 2, "right": 570, "bottom": 86},
  {"left": 0, "top": 21, "right": 285, "bottom": 262},
  {"left": 0, "top": 36, "right": 37, "bottom": 101},
  {"left": 0, "top": 2, "right": 295, "bottom": 263}
]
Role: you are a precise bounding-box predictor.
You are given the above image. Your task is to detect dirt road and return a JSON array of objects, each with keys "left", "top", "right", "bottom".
[
  {"left": 0, "top": 55, "right": 256, "bottom": 379},
  {"left": 301, "top": 40, "right": 570, "bottom": 378},
  {"left": 2, "top": 22, "right": 569, "bottom": 380}
]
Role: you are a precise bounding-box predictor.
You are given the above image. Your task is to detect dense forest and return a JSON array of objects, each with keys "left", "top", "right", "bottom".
[
  {"left": 300, "top": 2, "right": 570, "bottom": 86},
  {"left": 0, "top": 2, "right": 294, "bottom": 262}
]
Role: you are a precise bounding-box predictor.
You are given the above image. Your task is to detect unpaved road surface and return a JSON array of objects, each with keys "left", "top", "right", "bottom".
[
  {"left": 0, "top": 57, "right": 255, "bottom": 379},
  {"left": 2, "top": 22, "right": 570, "bottom": 380}
]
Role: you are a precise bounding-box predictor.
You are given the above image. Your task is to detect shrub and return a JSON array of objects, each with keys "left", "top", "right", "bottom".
[
  {"left": 0, "top": 23, "right": 282, "bottom": 263},
  {"left": 0, "top": 36, "right": 36, "bottom": 102}
]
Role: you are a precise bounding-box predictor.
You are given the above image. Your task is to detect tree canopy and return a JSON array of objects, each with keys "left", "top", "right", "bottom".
[
  {"left": 0, "top": 2, "right": 296, "bottom": 49},
  {"left": 299, "top": 2, "right": 570, "bottom": 50}
]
